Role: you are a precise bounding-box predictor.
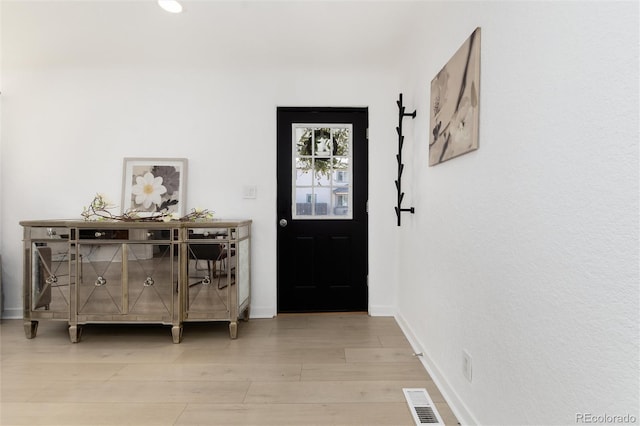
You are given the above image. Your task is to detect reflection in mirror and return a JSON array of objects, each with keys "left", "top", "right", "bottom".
[
  {"left": 239, "top": 239, "right": 250, "bottom": 306},
  {"left": 32, "top": 242, "right": 70, "bottom": 312},
  {"left": 78, "top": 244, "right": 124, "bottom": 314},
  {"left": 127, "top": 243, "right": 175, "bottom": 316},
  {"left": 187, "top": 243, "right": 230, "bottom": 312}
]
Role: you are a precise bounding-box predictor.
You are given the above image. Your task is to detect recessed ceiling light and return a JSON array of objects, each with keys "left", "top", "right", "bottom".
[{"left": 158, "top": 0, "right": 183, "bottom": 14}]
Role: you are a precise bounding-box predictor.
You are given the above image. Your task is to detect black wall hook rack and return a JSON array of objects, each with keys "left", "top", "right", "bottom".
[{"left": 395, "top": 93, "right": 416, "bottom": 226}]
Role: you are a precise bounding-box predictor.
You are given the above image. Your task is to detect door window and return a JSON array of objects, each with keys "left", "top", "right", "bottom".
[{"left": 292, "top": 124, "right": 352, "bottom": 219}]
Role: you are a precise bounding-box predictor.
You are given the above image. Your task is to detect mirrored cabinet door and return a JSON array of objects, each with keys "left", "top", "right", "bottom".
[
  {"left": 126, "top": 242, "right": 177, "bottom": 320},
  {"left": 77, "top": 242, "right": 124, "bottom": 316},
  {"left": 185, "top": 239, "right": 231, "bottom": 319},
  {"left": 30, "top": 240, "right": 72, "bottom": 317},
  {"left": 77, "top": 240, "right": 176, "bottom": 321}
]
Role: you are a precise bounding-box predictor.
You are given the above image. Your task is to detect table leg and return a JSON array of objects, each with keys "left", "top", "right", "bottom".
[
  {"left": 172, "top": 325, "right": 183, "bottom": 343},
  {"left": 242, "top": 307, "right": 250, "bottom": 321},
  {"left": 68, "top": 325, "right": 81, "bottom": 343},
  {"left": 24, "top": 320, "right": 38, "bottom": 339}
]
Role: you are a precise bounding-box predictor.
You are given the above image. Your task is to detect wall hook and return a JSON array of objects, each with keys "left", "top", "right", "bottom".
[{"left": 395, "top": 93, "right": 416, "bottom": 226}]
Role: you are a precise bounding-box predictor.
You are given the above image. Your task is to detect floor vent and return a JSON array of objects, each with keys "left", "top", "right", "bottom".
[{"left": 403, "top": 388, "right": 444, "bottom": 425}]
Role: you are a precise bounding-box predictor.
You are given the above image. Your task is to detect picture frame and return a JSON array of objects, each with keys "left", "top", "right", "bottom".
[
  {"left": 429, "top": 27, "right": 481, "bottom": 166},
  {"left": 121, "top": 157, "right": 187, "bottom": 216}
]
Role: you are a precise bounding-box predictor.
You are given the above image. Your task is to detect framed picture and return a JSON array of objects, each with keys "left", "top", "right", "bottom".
[
  {"left": 429, "top": 27, "right": 481, "bottom": 166},
  {"left": 121, "top": 158, "right": 187, "bottom": 216}
]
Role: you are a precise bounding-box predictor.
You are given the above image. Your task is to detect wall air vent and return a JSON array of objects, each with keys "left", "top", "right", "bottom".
[{"left": 403, "top": 388, "right": 444, "bottom": 425}]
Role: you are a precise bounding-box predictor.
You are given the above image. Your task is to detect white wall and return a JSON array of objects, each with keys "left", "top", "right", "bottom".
[
  {"left": 2, "top": 1, "right": 638, "bottom": 425},
  {"left": 0, "top": 1, "right": 409, "bottom": 318},
  {"left": 0, "top": 0, "right": 3, "bottom": 314},
  {"left": 395, "top": 1, "right": 639, "bottom": 425}
]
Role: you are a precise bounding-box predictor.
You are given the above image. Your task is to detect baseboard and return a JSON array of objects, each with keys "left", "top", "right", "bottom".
[
  {"left": 248, "top": 306, "right": 276, "bottom": 319},
  {"left": 1, "top": 307, "right": 23, "bottom": 320},
  {"left": 395, "top": 312, "right": 479, "bottom": 426},
  {"left": 3, "top": 306, "right": 392, "bottom": 321},
  {"left": 368, "top": 304, "right": 396, "bottom": 317}
]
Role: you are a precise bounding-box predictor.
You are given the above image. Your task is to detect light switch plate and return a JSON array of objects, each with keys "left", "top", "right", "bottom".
[{"left": 243, "top": 185, "right": 257, "bottom": 199}]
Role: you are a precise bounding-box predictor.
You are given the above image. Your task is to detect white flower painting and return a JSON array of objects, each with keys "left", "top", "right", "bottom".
[
  {"left": 122, "top": 158, "right": 187, "bottom": 216},
  {"left": 131, "top": 172, "right": 168, "bottom": 209},
  {"left": 429, "top": 27, "right": 481, "bottom": 166}
]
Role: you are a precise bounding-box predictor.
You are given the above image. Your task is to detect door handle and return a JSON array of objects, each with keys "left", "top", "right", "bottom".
[{"left": 279, "top": 219, "right": 288, "bottom": 228}]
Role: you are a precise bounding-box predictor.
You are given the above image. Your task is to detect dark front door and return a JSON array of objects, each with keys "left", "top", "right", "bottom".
[{"left": 277, "top": 107, "right": 368, "bottom": 312}]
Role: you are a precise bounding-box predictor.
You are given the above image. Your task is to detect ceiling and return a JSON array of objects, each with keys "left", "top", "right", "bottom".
[{"left": 3, "top": 1, "right": 432, "bottom": 69}]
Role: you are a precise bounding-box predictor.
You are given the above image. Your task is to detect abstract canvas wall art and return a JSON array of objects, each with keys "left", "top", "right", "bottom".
[{"left": 429, "top": 27, "right": 481, "bottom": 166}]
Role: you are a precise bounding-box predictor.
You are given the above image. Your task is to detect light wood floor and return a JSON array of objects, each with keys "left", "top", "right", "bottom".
[{"left": 1, "top": 314, "right": 458, "bottom": 425}]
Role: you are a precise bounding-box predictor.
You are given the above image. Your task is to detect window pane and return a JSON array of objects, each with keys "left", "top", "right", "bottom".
[
  {"left": 334, "top": 186, "right": 350, "bottom": 216},
  {"left": 314, "top": 187, "right": 330, "bottom": 216},
  {"left": 295, "top": 188, "right": 313, "bottom": 216},
  {"left": 314, "top": 159, "right": 331, "bottom": 186},
  {"left": 334, "top": 169, "right": 349, "bottom": 184},
  {"left": 295, "top": 158, "right": 313, "bottom": 186},
  {"left": 333, "top": 157, "right": 349, "bottom": 179},
  {"left": 292, "top": 124, "right": 352, "bottom": 220},
  {"left": 332, "top": 128, "right": 350, "bottom": 156},
  {"left": 296, "top": 128, "right": 313, "bottom": 156},
  {"left": 314, "top": 128, "right": 331, "bottom": 156}
]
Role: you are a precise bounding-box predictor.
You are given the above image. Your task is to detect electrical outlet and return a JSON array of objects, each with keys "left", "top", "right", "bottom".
[{"left": 462, "top": 350, "right": 473, "bottom": 382}]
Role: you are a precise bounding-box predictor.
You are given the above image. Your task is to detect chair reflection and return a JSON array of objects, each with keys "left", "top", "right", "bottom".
[{"left": 188, "top": 233, "right": 228, "bottom": 289}]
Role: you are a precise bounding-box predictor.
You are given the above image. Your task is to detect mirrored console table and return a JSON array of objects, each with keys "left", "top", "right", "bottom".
[{"left": 20, "top": 219, "right": 251, "bottom": 343}]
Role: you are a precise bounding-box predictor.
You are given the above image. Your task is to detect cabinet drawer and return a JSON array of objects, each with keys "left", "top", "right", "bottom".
[
  {"left": 188, "top": 229, "right": 228, "bottom": 241},
  {"left": 79, "top": 229, "right": 128, "bottom": 240},
  {"left": 28, "top": 227, "right": 69, "bottom": 240},
  {"left": 78, "top": 229, "right": 172, "bottom": 241}
]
